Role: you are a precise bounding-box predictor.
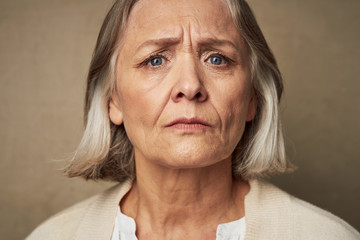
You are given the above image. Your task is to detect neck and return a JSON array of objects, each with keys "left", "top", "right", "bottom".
[{"left": 121, "top": 156, "right": 249, "bottom": 240}]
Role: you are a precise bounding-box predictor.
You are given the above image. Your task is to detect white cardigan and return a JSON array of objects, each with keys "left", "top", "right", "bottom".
[{"left": 26, "top": 179, "right": 360, "bottom": 240}]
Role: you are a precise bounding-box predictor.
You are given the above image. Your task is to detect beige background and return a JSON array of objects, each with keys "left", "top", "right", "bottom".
[{"left": 0, "top": 0, "right": 359, "bottom": 239}]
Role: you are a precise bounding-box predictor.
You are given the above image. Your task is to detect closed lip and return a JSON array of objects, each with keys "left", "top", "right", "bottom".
[{"left": 165, "top": 117, "right": 212, "bottom": 128}]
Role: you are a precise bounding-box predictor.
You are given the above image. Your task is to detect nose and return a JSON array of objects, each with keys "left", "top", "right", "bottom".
[{"left": 170, "top": 58, "right": 208, "bottom": 103}]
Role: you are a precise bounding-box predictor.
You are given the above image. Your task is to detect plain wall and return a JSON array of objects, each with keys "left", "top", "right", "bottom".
[{"left": 0, "top": 0, "right": 359, "bottom": 239}]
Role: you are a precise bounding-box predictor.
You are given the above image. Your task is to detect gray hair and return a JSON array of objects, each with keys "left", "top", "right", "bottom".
[{"left": 65, "top": 0, "right": 291, "bottom": 182}]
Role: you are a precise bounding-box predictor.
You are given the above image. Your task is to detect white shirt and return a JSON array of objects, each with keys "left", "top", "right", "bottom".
[{"left": 112, "top": 207, "right": 246, "bottom": 240}]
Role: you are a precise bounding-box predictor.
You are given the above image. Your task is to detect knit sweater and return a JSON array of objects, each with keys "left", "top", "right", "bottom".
[{"left": 26, "top": 179, "right": 360, "bottom": 240}]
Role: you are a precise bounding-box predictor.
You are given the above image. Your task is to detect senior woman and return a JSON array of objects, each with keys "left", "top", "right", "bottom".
[{"left": 27, "top": 0, "right": 359, "bottom": 239}]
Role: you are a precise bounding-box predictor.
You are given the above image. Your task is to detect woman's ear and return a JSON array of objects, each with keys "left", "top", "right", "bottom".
[
  {"left": 109, "top": 92, "right": 123, "bottom": 125},
  {"left": 246, "top": 88, "right": 258, "bottom": 122}
]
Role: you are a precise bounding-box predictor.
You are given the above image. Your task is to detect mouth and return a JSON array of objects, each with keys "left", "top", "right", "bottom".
[{"left": 165, "top": 117, "right": 211, "bottom": 131}]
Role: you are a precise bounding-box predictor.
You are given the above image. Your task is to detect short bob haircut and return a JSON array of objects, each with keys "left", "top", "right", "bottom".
[{"left": 65, "top": 0, "right": 291, "bottom": 182}]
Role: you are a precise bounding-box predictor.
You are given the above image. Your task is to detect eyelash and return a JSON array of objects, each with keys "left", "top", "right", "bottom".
[
  {"left": 138, "top": 52, "right": 234, "bottom": 68},
  {"left": 139, "top": 53, "right": 167, "bottom": 67},
  {"left": 206, "top": 52, "right": 233, "bottom": 65}
]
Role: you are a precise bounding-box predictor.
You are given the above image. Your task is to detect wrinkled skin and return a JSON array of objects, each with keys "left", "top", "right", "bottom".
[{"left": 109, "top": 0, "right": 256, "bottom": 239}]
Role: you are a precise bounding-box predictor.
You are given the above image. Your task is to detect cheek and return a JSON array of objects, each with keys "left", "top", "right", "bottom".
[
  {"left": 118, "top": 86, "right": 148, "bottom": 128},
  {"left": 116, "top": 82, "right": 155, "bottom": 151},
  {"left": 116, "top": 69, "right": 167, "bottom": 132},
  {"left": 225, "top": 96, "right": 249, "bottom": 133},
  {"left": 216, "top": 82, "right": 252, "bottom": 138}
]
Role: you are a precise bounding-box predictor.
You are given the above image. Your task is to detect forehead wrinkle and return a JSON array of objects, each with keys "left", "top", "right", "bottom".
[
  {"left": 135, "top": 37, "right": 182, "bottom": 53},
  {"left": 175, "top": 9, "right": 238, "bottom": 49},
  {"left": 196, "top": 37, "right": 239, "bottom": 50},
  {"left": 126, "top": 0, "right": 242, "bottom": 55}
]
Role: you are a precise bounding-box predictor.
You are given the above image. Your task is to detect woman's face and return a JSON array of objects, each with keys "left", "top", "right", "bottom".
[{"left": 110, "top": 0, "right": 257, "bottom": 169}]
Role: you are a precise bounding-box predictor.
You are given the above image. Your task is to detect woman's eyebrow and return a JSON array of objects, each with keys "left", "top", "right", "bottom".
[
  {"left": 136, "top": 37, "right": 181, "bottom": 52},
  {"left": 197, "top": 37, "right": 238, "bottom": 50},
  {"left": 135, "top": 37, "right": 239, "bottom": 52}
]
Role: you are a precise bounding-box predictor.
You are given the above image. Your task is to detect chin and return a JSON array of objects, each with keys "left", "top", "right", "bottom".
[{"left": 156, "top": 149, "right": 232, "bottom": 170}]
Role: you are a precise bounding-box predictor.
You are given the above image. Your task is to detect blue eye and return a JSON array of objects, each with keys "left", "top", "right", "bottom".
[
  {"left": 150, "top": 57, "right": 163, "bottom": 66},
  {"left": 209, "top": 56, "right": 223, "bottom": 65}
]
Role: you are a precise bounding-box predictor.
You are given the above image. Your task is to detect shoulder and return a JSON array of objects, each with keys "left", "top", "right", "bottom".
[
  {"left": 26, "top": 195, "right": 97, "bottom": 240},
  {"left": 26, "top": 180, "right": 133, "bottom": 240},
  {"left": 290, "top": 196, "right": 360, "bottom": 239},
  {"left": 245, "top": 180, "right": 360, "bottom": 240},
  {"left": 246, "top": 180, "right": 360, "bottom": 240}
]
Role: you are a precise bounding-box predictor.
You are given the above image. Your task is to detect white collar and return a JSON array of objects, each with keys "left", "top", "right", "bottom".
[{"left": 113, "top": 206, "right": 246, "bottom": 240}]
